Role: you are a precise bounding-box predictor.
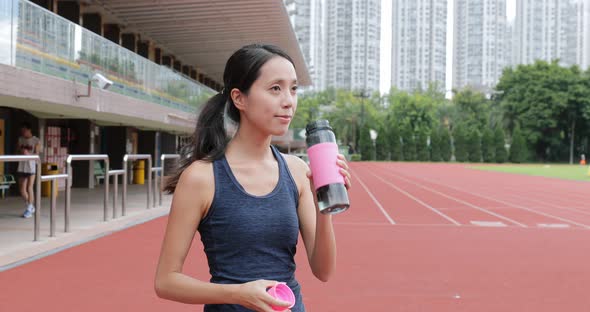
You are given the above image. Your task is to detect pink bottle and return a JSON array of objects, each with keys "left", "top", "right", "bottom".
[{"left": 305, "top": 120, "right": 350, "bottom": 214}]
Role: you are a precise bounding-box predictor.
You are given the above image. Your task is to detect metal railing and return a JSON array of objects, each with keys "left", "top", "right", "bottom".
[
  {"left": 0, "top": 155, "right": 42, "bottom": 241},
  {"left": 40, "top": 173, "right": 68, "bottom": 237},
  {"left": 108, "top": 169, "right": 125, "bottom": 219},
  {"left": 151, "top": 167, "right": 161, "bottom": 208},
  {"left": 66, "top": 155, "right": 110, "bottom": 232},
  {"left": 122, "top": 154, "right": 152, "bottom": 215},
  {"left": 159, "top": 154, "right": 180, "bottom": 206}
]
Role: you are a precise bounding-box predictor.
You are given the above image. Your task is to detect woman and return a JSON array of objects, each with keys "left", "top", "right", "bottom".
[
  {"left": 154, "top": 44, "right": 352, "bottom": 312},
  {"left": 16, "top": 122, "right": 40, "bottom": 218}
]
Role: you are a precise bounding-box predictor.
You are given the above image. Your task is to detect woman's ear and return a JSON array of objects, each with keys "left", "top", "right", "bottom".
[{"left": 230, "top": 88, "right": 246, "bottom": 111}]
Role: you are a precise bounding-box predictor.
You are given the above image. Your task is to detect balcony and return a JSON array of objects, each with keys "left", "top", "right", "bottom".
[{"left": 0, "top": 0, "right": 214, "bottom": 115}]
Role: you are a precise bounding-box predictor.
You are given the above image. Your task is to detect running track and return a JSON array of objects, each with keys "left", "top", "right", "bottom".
[{"left": 1, "top": 162, "right": 589, "bottom": 311}]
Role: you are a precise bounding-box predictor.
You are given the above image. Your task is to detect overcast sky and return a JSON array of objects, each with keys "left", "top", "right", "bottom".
[{"left": 379, "top": 0, "right": 517, "bottom": 95}]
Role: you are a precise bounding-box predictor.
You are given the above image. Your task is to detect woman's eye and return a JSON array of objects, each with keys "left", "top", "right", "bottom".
[
  {"left": 271, "top": 86, "right": 281, "bottom": 91},
  {"left": 292, "top": 86, "right": 298, "bottom": 92}
]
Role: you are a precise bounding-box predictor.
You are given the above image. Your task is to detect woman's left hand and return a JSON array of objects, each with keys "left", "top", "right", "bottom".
[{"left": 336, "top": 154, "right": 352, "bottom": 190}]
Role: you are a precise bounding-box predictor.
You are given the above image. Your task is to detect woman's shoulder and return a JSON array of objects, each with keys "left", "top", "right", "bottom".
[
  {"left": 281, "top": 153, "right": 309, "bottom": 184},
  {"left": 178, "top": 160, "right": 215, "bottom": 189}
]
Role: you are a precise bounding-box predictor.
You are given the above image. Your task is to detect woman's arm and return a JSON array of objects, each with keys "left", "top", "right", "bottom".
[
  {"left": 288, "top": 154, "right": 351, "bottom": 282},
  {"left": 154, "top": 161, "right": 292, "bottom": 312}
]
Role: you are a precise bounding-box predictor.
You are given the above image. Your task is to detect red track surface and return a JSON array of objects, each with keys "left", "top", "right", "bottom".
[{"left": 2, "top": 162, "right": 590, "bottom": 311}]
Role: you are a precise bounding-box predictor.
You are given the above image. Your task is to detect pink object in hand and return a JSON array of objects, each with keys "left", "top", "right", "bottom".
[
  {"left": 306, "top": 142, "right": 344, "bottom": 190},
  {"left": 267, "top": 283, "right": 295, "bottom": 311}
]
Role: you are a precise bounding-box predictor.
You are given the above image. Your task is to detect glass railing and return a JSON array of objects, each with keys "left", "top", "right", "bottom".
[{"left": 0, "top": 0, "right": 214, "bottom": 113}]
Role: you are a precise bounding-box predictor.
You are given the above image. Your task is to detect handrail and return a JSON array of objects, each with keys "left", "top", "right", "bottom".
[
  {"left": 151, "top": 167, "right": 162, "bottom": 208},
  {"left": 41, "top": 173, "right": 68, "bottom": 237},
  {"left": 66, "top": 155, "right": 110, "bottom": 232},
  {"left": 122, "top": 154, "right": 152, "bottom": 215},
  {"left": 107, "top": 169, "right": 125, "bottom": 219},
  {"left": 0, "top": 155, "right": 42, "bottom": 241}
]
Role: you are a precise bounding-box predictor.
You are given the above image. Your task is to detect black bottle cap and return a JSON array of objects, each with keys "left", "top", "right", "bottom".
[{"left": 305, "top": 120, "right": 332, "bottom": 135}]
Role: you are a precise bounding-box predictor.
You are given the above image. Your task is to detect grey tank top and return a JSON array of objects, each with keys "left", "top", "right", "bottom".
[{"left": 199, "top": 145, "right": 305, "bottom": 312}]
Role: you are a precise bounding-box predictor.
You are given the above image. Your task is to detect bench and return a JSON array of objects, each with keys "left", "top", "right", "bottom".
[
  {"left": 94, "top": 161, "right": 105, "bottom": 185},
  {"left": 0, "top": 174, "right": 16, "bottom": 199}
]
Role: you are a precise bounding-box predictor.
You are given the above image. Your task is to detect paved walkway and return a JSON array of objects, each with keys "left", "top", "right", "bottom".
[{"left": 0, "top": 183, "right": 172, "bottom": 270}]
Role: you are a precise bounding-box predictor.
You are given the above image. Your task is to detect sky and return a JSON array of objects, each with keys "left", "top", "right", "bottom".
[{"left": 379, "top": 0, "right": 517, "bottom": 95}]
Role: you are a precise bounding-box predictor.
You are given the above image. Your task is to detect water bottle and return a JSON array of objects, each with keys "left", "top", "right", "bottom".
[{"left": 305, "top": 120, "right": 350, "bottom": 215}]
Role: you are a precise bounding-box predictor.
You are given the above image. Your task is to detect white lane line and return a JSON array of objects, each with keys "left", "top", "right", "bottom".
[
  {"left": 502, "top": 193, "right": 590, "bottom": 217},
  {"left": 537, "top": 223, "right": 571, "bottom": 229},
  {"left": 384, "top": 168, "right": 590, "bottom": 230},
  {"left": 350, "top": 168, "right": 396, "bottom": 225},
  {"left": 384, "top": 170, "right": 528, "bottom": 228},
  {"left": 367, "top": 171, "right": 461, "bottom": 226},
  {"left": 470, "top": 221, "right": 507, "bottom": 227}
]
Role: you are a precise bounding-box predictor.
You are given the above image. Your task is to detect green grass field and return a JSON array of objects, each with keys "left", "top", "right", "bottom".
[{"left": 471, "top": 164, "right": 590, "bottom": 181}]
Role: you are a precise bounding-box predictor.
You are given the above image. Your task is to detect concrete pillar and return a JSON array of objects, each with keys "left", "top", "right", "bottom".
[
  {"left": 70, "top": 120, "right": 92, "bottom": 188},
  {"left": 137, "top": 40, "right": 150, "bottom": 59},
  {"left": 154, "top": 48, "right": 162, "bottom": 65},
  {"left": 103, "top": 24, "right": 121, "bottom": 44},
  {"left": 162, "top": 55, "right": 173, "bottom": 67},
  {"left": 31, "top": 0, "right": 54, "bottom": 11},
  {"left": 121, "top": 33, "right": 137, "bottom": 53},
  {"left": 101, "top": 127, "right": 127, "bottom": 170},
  {"left": 82, "top": 13, "right": 102, "bottom": 36},
  {"left": 182, "top": 65, "right": 190, "bottom": 76},
  {"left": 57, "top": 1, "right": 80, "bottom": 24}
]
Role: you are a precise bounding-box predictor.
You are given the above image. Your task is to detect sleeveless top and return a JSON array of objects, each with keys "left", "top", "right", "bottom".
[
  {"left": 17, "top": 136, "right": 40, "bottom": 173},
  {"left": 199, "top": 145, "right": 305, "bottom": 311}
]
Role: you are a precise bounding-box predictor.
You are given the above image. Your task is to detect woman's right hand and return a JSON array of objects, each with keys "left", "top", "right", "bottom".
[{"left": 234, "top": 280, "right": 292, "bottom": 312}]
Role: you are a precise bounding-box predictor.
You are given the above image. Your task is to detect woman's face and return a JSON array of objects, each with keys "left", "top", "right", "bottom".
[{"left": 235, "top": 56, "right": 298, "bottom": 136}]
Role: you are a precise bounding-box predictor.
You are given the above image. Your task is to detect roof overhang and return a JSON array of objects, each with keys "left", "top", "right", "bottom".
[{"left": 95, "top": 0, "right": 311, "bottom": 86}]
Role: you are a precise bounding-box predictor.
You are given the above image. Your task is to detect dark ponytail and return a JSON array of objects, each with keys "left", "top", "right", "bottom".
[{"left": 164, "top": 43, "right": 295, "bottom": 193}]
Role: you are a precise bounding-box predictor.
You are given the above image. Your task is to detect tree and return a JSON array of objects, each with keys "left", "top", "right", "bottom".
[
  {"left": 440, "top": 128, "right": 452, "bottom": 161},
  {"left": 359, "top": 126, "right": 374, "bottom": 161},
  {"left": 376, "top": 125, "right": 390, "bottom": 160},
  {"left": 453, "top": 123, "right": 468, "bottom": 162},
  {"left": 481, "top": 127, "right": 495, "bottom": 162},
  {"left": 467, "top": 130, "right": 482, "bottom": 162},
  {"left": 416, "top": 131, "right": 430, "bottom": 161},
  {"left": 430, "top": 129, "right": 442, "bottom": 162},
  {"left": 494, "top": 126, "right": 507, "bottom": 163},
  {"left": 402, "top": 125, "right": 416, "bottom": 161},
  {"left": 495, "top": 60, "right": 588, "bottom": 161},
  {"left": 452, "top": 88, "right": 490, "bottom": 130},
  {"left": 388, "top": 122, "right": 403, "bottom": 161},
  {"left": 509, "top": 126, "right": 527, "bottom": 163}
]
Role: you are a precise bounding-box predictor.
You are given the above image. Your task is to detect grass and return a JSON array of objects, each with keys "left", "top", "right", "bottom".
[{"left": 471, "top": 164, "right": 590, "bottom": 181}]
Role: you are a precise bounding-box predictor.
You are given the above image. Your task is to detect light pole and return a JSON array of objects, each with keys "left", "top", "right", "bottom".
[{"left": 369, "top": 129, "right": 378, "bottom": 161}]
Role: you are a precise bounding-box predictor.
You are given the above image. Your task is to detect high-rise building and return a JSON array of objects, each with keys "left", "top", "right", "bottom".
[
  {"left": 286, "top": 0, "right": 326, "bottom": 91},
  {"left": 453, "top": 0, "right": 508, "bottom": 93},
  {"left": 324, "top": 0, "right": 381, "bottom": 92},
  {"left": 576, "top": 0, "right": 590, "bottom": 69},
  {"left": 391, "top": 0, "right": 447, "bottom": 92},
  {"left": 514, "top": 0, "right": 578, "bottom": 67},
  {"left": 285, "top": 0, "right": 380, "bottom": 92}
]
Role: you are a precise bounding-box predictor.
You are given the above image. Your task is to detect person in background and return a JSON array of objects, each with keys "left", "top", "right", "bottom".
[{"left": 16, "top": 122, "right": 41, "bottom": 218}]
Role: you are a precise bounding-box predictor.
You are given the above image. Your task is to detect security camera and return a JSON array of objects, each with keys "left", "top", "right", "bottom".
[
  {"left": 92, "top": 73, "right": 113, "bottom": 90},
  {"left": 75, "top": 72, "right": 113, "bottom": 99}
]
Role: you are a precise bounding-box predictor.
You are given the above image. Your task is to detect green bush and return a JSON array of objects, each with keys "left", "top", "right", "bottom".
[{"left": 350, "top": 154, "right": 362, "bottom": 161}]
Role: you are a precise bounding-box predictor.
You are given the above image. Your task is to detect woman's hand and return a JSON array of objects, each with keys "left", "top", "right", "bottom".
[
  {"left": 336, "top": 154, "right": 352, "bottom": 190},
  {"left": 234, "top": 280, "right": 292, "bottom": 312}
]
